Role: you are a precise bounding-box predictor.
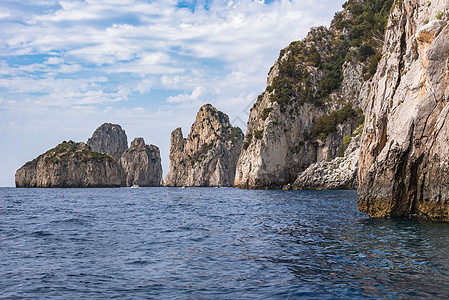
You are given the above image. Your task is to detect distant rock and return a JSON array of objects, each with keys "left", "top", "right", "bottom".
[
  {"left": 87, "top": 123, "right": 128, "bottom": 161},
  {"left": 15, "top": 141, "right": 121, "bottom": 188},
  {"left": 165, "top": 104, "right": 244, "bottom": 187},
  {"left": 120, "top": 137, "right": 163, "bottom": 187}
]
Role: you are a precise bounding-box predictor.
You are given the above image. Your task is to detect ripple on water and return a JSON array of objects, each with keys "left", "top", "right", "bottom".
[{"left": 1, "top": 187, "right": 449, "bottom": 299}]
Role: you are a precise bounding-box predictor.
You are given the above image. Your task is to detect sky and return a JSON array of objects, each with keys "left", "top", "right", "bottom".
[{"left": 0, "top": 0, "right": 346, "bottom": 187}]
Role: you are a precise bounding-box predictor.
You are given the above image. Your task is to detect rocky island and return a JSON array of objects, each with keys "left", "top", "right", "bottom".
[
  {"left": 15, "top": 141, "right": 121, "bottom": 188},
  {"left": 165, "top": 104, "right": 243, "bottom": 187},
  {"left": 16, "top": 123, "right": 163, "bottom": 188},
  {"left": 120, "top": 137, "right": 163, "bottom": 187}
]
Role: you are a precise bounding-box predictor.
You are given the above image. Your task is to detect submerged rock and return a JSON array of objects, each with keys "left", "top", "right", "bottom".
[
  {"left": 15, "top": 141, "right": 121, "bottom": 188},
  {"left": 165, "top": 104, "right": 244, "bottom": 187},
  {"left": 87, "top": 123, "right": 128, "bottom": 162},
  {"left": 120, "top": 137, "right": 163, "bottom": 187},
  {"left": 358, "top": 2, "right": 449, "bottom": 221}
]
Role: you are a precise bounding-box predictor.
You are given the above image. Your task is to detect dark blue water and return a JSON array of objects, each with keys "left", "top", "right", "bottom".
[{"left": 1, "top": 187, "right": 449, "bottom": 299}]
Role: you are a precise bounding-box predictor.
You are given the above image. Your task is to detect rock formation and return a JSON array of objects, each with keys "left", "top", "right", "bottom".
[
  {"left": 87, "top": 123, "right": 128, "bottom": 161},
  {"left": 120, "top": 137, "right": 163, "bottom": 187},
  {"left": 15, "top": 141, "right": 121, "bottom": 188},
  {"left": 165, "top": 104, "right": 244, "bottom": 187},
  {"left": 291, "top": 127, "right": 361, "bottom": 190},
  {"left": 234, "top": 0, "right": 390, "bottom": 189},
  {"left": 358, "top": 1, "right": 449, "bottom": 221}
]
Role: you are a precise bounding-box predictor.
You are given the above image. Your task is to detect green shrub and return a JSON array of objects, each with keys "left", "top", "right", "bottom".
[
  {"left": 343, "top": 136, "right": 352, "bottom": 145},
  {"left": 310, "top": 103, "right": 357, "bottom": 139},
  {"left": 261, "top": 108, "right": 273, "bottom": 120},
  {"left": 436, "top": 11, "right": 444, "bottom": 20},
  {"left": 91, "top": 152, "right": 112, "bottom": 162},
  {"left": 254, "top": 130, "right": 263, "bottom": 139}
]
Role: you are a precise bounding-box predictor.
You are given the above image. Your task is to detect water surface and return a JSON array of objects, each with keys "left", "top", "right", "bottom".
[{"left": 1, "top": 187, "right": 448, "bottom": 299}]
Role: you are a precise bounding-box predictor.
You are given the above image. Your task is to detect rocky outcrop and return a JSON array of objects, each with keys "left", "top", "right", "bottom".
[
  {"left": 15, "top": 141, "right": 121, "bottom": 188},
  {"left": 234, "top": 0, "right": 390, "bottom": 189},
  {"left": 87, "top": 123, "right": 128, "bottom": 161},
  {"left": 165, "top": 104, "right": 244, "bottom": 187},
  {"left": 290, "top": 128, "right": 361, "bottom": 190},
  {"left": 120, "top": 137, "right": 163, "bottom": 187},
  {"left": 358, "top": 1, "right": 449, "bottom": 221}
]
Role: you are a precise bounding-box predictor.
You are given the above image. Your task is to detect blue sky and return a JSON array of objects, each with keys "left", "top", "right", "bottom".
[{"left": 0, "top": 0, "right": 345, "bottom": 186}]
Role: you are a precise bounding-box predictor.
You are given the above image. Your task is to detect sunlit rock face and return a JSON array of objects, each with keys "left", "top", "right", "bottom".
[
  {"left": 15, "top": 141, "right": 121, "bottom": 188},
  {"left": 165, "top": 104, "right": 244, "bottom": 187},
  {"left": 358, "top": 1, "right": 449, "bottom": 221}
]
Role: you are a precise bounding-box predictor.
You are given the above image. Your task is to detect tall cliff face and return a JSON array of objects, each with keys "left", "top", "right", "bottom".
[
  {"left": 15, "top": 141, "right": 121, "bottom": 188},
  {"left": 120, "top": 137, "right": 163, "bottom": 187},
  {"left": 358, "top": 1, "right": 449, "bottom": 220},
  {"left": 165, "top": 104, "right": 244, "bottom": 187},
  {"left": 87, "top": 123, "right": 128, "bottom": 161},
  {"left": 235, "top": 0, "right": 391, "bottom": 189}
]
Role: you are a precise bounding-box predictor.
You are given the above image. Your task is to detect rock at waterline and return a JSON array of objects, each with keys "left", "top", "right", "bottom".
[{"left": 15, "top": 141, "right": 121, "bottom": 188}]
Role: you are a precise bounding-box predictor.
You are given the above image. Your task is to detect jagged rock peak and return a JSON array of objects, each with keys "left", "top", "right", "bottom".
[
  {"left": 120, "top": 137, "right": 163, "bottom": 187},
  {"left": 15, "top": 140, "right": 121, "bottom": 188},
  {"left": 165, "top": 104, "right": 244, "bottom": 187},
  {"left": 87, "top": 123, "right": 128, "bottom": 161},
  {"left": 358, "top": 0, "right": 449, "bottom": 221}
]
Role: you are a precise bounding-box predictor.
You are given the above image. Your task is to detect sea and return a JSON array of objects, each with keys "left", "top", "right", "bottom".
[{"left": 1, "top": 187, "right": 449, "bottom": 299}]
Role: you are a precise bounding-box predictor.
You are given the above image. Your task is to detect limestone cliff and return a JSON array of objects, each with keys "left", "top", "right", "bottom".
[
  {"left": 291, "top": 126, "right": 361, "bottom": 190},
  {"left": 15, "top": 141, "right": 121, "bottom": 188},
  {"left": 235, "top": 0, "right": 391, "bottom": 189},
  {"left": 87, "top": 123, "right": 128, "bottom": 161},
  {"left": 358, "top": 1, "right": 449, "bottom": 221},
  {"left": 165, "top": 104, "right": 244, "bottom": 187},
  {"left": 120, "top": 137, "right": 163, "bottom": 187}
]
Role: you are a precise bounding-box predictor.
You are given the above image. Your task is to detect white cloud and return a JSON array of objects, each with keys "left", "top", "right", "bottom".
[
  {"left": 167, "top": 86, "right": 205, "bottom": 103},
  {"left": 0, "top": 0, "right": 347, "bottom": 186}
]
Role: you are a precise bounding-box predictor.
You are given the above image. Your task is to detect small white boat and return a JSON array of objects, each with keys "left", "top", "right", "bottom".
[{"left": 131, "top": 184, "right": 139, "bottom": 188}]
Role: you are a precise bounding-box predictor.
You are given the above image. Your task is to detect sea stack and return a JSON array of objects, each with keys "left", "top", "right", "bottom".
[
  {"left": 358, "top": 2, "right": 449, "bottom": 221},
  {"left": 120, "top": 137, "right": 163, "bottom": 187},
  {"left": 165, "top": 104, "right": 244, "bottom": 187},
  {"left": 87, "top": 123, "right": 128, "bottom": 162},
  {"left": 15, "top": 141, "right": 121, "bottom": 188}
]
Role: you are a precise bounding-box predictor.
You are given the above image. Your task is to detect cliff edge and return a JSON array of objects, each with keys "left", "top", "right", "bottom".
[{"left": 358, "top": 1, "right": 449, "bottom": 221}]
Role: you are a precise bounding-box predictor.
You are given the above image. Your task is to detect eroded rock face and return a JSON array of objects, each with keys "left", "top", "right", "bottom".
[
  {"left": 358, "top": 1, "right": 449, "bottom": 221},
  {"left": 165, "top": 104, "right": 244, "bottom": 187},
  {"left": 15, "top": 141, "right": 121, "bottom": 188},
  {"left": 87, "top": 123, "right": 128, "bottom": 161},
  {"left": 234, "top": 8, "right": 371, "bottom": 189},
  {"left": 120, "top": 137, "right": 163, "bottom": 187},
  {"left": 291, "top": 128, "right": 361, "bottom": 190}
]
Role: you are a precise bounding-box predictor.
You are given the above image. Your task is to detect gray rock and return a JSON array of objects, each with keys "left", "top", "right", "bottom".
[
  {"left": 292, "top": 129, "right": 361, "bottom": 190},
  {"left": 87, "top": 123, "right": 128, "bottom": 161},
  {"left": 120, "top": 137, "right": 163, "bottom": 187},
  {"left": 165, "top": 104, "right": 244, "bottom": 187},
  {"left": 358, "top": 2, "right": 449, "bottom": 221},
  {"left": 15, "top": 141, "right": 121, "bottom": 188},
  {"left": 234, "top": 15, "right": 367, "bottom": 189}
]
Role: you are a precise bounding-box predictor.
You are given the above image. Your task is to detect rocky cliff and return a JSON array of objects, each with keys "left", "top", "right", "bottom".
[
  {"left": 165, "top": 104, "right": 244, "bottom": 187},
  {"left": 235, "top": 0, "right": 391, "bottom": 189},
  {"left": 120, "top": 137, "right": 163, "bottom": 187},
  {"left": 87, "top": 123, "right": 128, "bottom": 162},
  {"left": 15, "top": 141, "right": 121, "bottom": 188},
  {"left": 358, "top": 1, "right": 449, "bottom": 221},
  {"left": 291, "top": 126, "right": 361, "bottom": 190}
]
